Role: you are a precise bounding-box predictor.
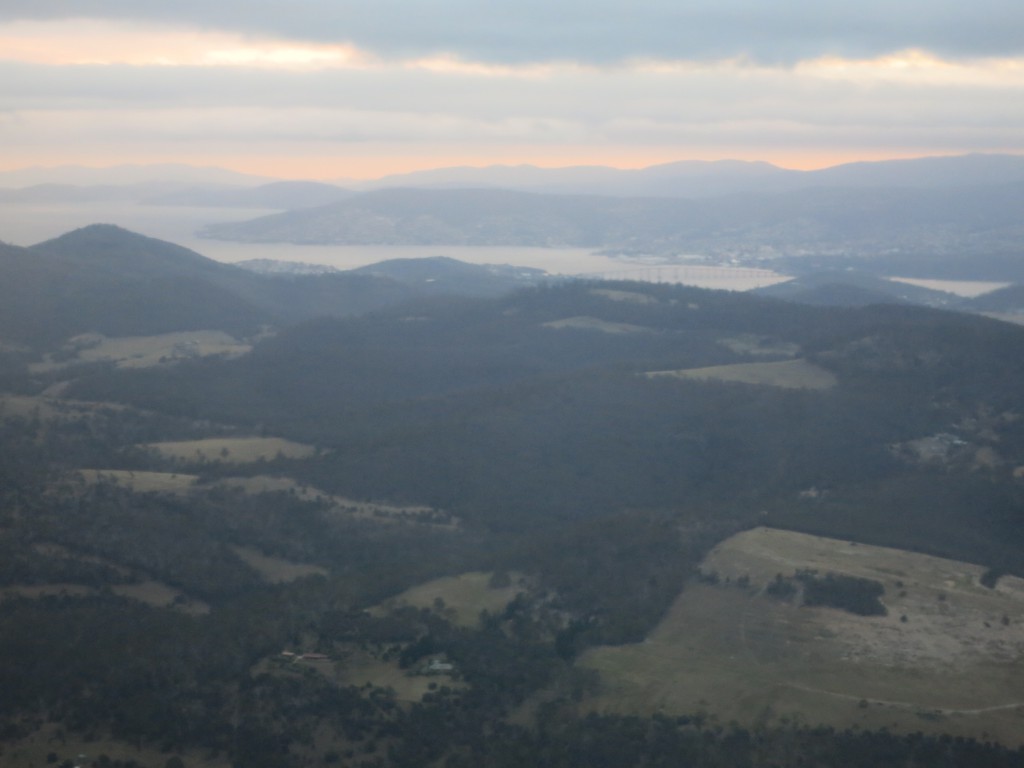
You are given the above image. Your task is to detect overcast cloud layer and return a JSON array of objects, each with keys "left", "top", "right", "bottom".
[
  {"left": 4, "top": 0, "right": 1024, "bottom": 63},
  {"left": 1, "top": 2, "right": 1022, "bottom": 178}
]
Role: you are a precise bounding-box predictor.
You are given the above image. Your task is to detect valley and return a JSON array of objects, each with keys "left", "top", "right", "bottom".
[{"left": 2, "top": 189, "right": 1024, "bottom": 766}]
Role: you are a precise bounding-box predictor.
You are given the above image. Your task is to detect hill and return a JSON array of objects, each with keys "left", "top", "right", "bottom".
[
  {"left": 68, "top": 282, "right": 1024, "bottom": 568},
  {"left": 199, "top": 183, "right": 1024, "bottom": 268},
  {"left": 753, "top": 270, "right": 965, "bottom": 308},
  {"left": 7, "top": 270, "right": 1024, "bottom": 764},
  {"left": 0, "top": 225, "right": 551, "bottom": 351},
  {"left": 350, "top": 255, "right": 549, "bottom": 296},
  {"left": 360, "top": 153, "right": 1024, "bottom": 198},
  {"left": 0, "top": 225, "right": 272, "bottom": 346}
]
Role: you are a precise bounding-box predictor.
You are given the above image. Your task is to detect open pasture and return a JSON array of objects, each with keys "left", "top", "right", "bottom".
[
  {"left": 76, "top": 468, "right": 199, "bottom": 493},
  {"left": 143, "top": 436, "right": 317, "bottom": 464},
  {"left": 647, "top": 358, "right": 837, "bottom": 389},
  {"left": 218, "top": 474, "right": 456, "bottom": 527},
  {"left": 1, "top": 580, "right": 208, "bottom": 614},
  {"left": 543, "top": 316, "right": 655, "bottom": 334},
  {"left": 31, "top": 330, "right": 251, "bottom": 371},
  {"left": 581, "top": 527, "right": 1024, "bottom": 746},
  {"left": 373, "top": 571, "right": 526, "bottom": 628},
  {"left": 0, "top": 394, "right": 112, "bottom": 423},
  {"left": 230, "top": 545, "right": 328, "bottom": 583}
]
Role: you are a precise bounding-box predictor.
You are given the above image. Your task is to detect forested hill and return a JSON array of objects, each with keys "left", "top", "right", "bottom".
[
  {"left": 6, "top": 274, "right": 1024, "bottom": 765},
  {"left": 69, "top": 282, "right": 1024, "bottom": 568},
  {"left": 0, "top": 225, "right": 547, "bottom": 349}
]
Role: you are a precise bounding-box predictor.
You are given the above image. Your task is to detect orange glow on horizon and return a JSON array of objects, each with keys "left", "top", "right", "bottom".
[
  {"left": 124, "top": 149, "right": 1013, "bottom": 180},
  {"left": 2, "top": 148, "right": 1018, "bottom": 182}
]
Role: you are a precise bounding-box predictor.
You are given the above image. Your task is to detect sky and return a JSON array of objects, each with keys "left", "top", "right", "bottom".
[{"left": 1, "top": 1, "right": 1023, "bottom": 180}]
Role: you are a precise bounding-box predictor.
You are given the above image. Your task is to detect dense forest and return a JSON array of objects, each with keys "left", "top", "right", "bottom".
[{"left": 2, "top": 228, "right": 1024, "bottom": 766}]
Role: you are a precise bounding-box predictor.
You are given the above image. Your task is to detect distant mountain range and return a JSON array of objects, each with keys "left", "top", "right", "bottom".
[
  {"left": 5, "top": 153, "right": 1024, "bottom": 201},
  {"left": 356, "top": 153, "right": 1024, "bottom": 197},
  {"left": 4, "top": 154, "right": 1024, "bottom": 290},
  {"left": 199, "top": 181, "right": 1024, "bottom": 274}
]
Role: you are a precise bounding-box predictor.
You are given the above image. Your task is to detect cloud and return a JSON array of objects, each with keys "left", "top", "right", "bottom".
[
  {"left": 1, "top": 6, "right": 1022, "bottom": 177},
  {"left": 2, "top": 1, "right": 1024, "bottom": 65},
  {"left": 2, "top": 55, "right": 1021, "bottom": 162}
]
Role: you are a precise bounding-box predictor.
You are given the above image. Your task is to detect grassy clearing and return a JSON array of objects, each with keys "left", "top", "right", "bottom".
[
  {"left": 77, "top": 469, "right": 199, "bottom": 493},
  {"left": 0, "top": 395, "right": 110, "bottom": 423},
  {"left": 544, "top": 316, "right": 655, "bottom": 334},
  {"left": 218, "top": 475, "right": 457, "bottom": 527},
  {"left": 581, "top": 527, "right": 1024, "bottom": 746},
  {"left": 30, "top": 330, "right": 251, "bottom": 372},
  {"left": 230, "top": 545, "right": 328, "bottom": 583},
  {"left": 0, "top": 580, "right": 209, "bottom": 615},
  {"left": 373, "top": 571, "right": 526, "bottom": 628},
  {"left": 110, "top": 580, "right": 210, "bottom": 615},
  {"left": 143, "top": 437, "right": 317, "bottom": 464},
  {"left": 332, "top": 646, "right": 455, "bottom": 702},
  {"left": 646, "top": 358, "right": 837, "bottom": 390},
  {"left": 718, "top": 334, "right": 800, "bottom": 358},
  {"left": 0, "top": 583, "right": 94, "bottom": 600},
  {"left": 259, "top": 644, "right": 462, "bottom": 703},
  {"left": 590, "top": 288, "right": 659, "bottom": 304}
]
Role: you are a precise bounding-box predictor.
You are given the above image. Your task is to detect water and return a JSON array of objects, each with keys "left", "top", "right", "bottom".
[{"left": 0, "top": 201, "right": 788, "bottom": 290}]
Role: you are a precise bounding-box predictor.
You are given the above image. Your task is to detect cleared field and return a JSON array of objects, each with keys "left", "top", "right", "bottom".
[
  {"left": 0, "top": 394, "right": 110, "bottom": 422},
  {"left": 373, "top": 571, "right": 526, "bottom": 628},
  {"left": 581, "top": 527, "right": 1024, "bottom": 746},
  {"left": 544, "top": 316, "right": 655, "bottom": 334},
  {"left": 77, "top": 468, "right": 199, "bottom": 493},
  {"left": 230, "top": 545, "right": 328, "bottom": 583},
  {"left": 646, "top": 358, "right": 837, "bottom": 390},
  {"left": 0, "top": 583, "right": 94, "bottom": 600},
  {"left": 0, "top": 580, "right": 209, "bottom": 614},
  {"left": 590, "top": 288, "right": 659, "bottom": 304},
  {"left": 30, "top": 330, "right": 251, "bottom": 371},
  {"left": 218, "top": 474, "right": 457, "bottom": 527},
  {"left": 111, "top": 580, "right": 210, "bottom": 614},
  {"left": 717, "top": 334, "right": 800, "bottom": 358},
  {"left": 143, "top": 437, "right": 317, "bottom": 464}
]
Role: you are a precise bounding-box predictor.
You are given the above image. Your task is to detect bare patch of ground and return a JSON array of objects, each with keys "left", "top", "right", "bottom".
[
  {"left": 646, "top": 358, "right": 837, "bottom": 390},
  {"left": 581, "top": 527, "right": 1024, "bottom": 746}
]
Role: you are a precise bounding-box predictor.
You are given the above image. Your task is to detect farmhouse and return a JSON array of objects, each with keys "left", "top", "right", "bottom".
[{"left": 422, "top": 658, "right": 454, "bottom": 675}]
